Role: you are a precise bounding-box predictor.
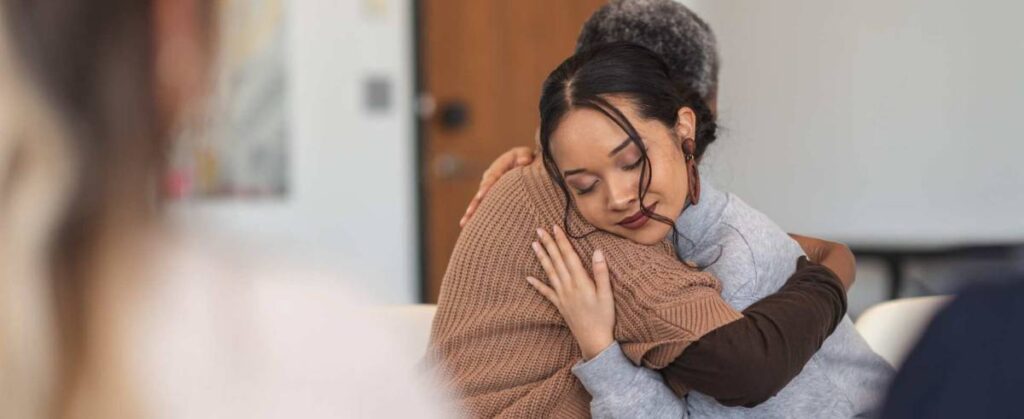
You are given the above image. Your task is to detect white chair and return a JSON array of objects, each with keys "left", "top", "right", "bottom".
[
  {"left": 376, "top": 304, "right": 438, "bottom": 353},
  {"left": 854, "top": 296, "right": 952, "bottom": 368},
  {"left": 384, "top": 300, "right": 953, "bottom": 369}
]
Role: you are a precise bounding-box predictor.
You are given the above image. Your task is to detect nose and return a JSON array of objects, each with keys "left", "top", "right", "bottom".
[{"left": 607, "top": 174, "right": 638, "bottom": 212}]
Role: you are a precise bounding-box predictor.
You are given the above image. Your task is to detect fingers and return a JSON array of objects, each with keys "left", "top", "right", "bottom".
[
  {"left": 526, "top": 276, "right": 559, "bottom": 307},
  {"left": 551, "top": 225, "right": 588, "bottom": 280},
  {"left": 788, "top": 233, "right": 825, "bottom": 262},
  {"left": 532, "top": 241, "right": 563, "bottom": 292},
  {"left": 511, "top": 146, "right": 535, "bottom": 165},
  {"left": 460, "top": 198, "right": 479, "bottom": 228},
  {"left": 536, "top": 228, "right": 572, "bottom": 288},
  {"left": 592, "top": 249, "right": 611, "bottom": 296},
  {"left": 461, "top": 159, "right": 506, "bottom": 227},
  {"left": 460, "top": 187, "right": 488, "bottom": 227}
]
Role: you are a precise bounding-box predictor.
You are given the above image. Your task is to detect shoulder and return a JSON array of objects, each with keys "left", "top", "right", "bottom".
[
  {"left": 719, "top": 194, "right": 804, "bottom": 270},
  {"left": 882, "top": 278, "right": 1024, "bottom": 418},
  {"left": 699, "top": 194, "right": 803, "bottom": 301},
  {"left": 465, "top": 161, "right": 566, "bottom": 234},
  {"left": 473, "top": 164, "right": 535, "bottom": 217},
  {"left": 460, "top": 164, "right": 542, "bottom": 242},
  {"left": 137, "top": 233, "right": 448, "bottom": 417},
  {"left": 931, "top": 279, "right": 1024, "bottom": 332},
  {"left": 896, "top": 279, "right": 1024, "bottom": 368}
]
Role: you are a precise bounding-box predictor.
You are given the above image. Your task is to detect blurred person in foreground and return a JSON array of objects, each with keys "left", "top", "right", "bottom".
[
  {"left": 0, "top": 1, "right": 444, "bottom": 417},
  {"left": 880, "top": 277, "right": 1024, "bottom": 419}
]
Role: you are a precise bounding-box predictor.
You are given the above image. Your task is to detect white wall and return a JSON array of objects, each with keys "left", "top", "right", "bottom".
[
  {"left": 174, "top": 0, "right": 418, "bottom": 303},
  {"left": 170, "top": 0, "right": 1024, "bottom": 304},
  {"left": 689, "top": 0, "right": 1024, "bottom": 247}
]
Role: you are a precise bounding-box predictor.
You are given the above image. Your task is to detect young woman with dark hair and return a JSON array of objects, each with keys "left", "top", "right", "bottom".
[
  {"left": 428, "top": 43, "right": 873, "bottom": 418},
  {"left": 527, "top": 42, "right": 893, "bottom": 418}
]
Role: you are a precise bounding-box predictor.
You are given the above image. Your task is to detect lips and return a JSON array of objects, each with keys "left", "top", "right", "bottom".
[{"left": 618, "top": 203, "right": 658, "bottom": 230}]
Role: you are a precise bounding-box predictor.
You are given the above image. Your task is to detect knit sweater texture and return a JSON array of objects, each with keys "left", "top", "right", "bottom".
[{"left": 427, "top": 161, "right": 743, "bottom": 418}]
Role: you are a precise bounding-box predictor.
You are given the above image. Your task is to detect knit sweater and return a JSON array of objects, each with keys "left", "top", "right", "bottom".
[{"left": 427, "top": 161, "right": 743, "bottom": 418}]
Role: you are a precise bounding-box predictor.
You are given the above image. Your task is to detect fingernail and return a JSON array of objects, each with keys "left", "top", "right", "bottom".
[
  {"left": 552, "top": 225, "right": 561, "bottom": 234},
  {"left": 594, "top": 249, "right": 605, "bottom": 262},
  {"left": 526, "top": 276, "right": 535, "bottom": 283},
  {"left": 532, "top": 241, "right": 541, "bottom": 251},
  {"left": 536, "top": 228, "right": 545, "bottom": 237}
]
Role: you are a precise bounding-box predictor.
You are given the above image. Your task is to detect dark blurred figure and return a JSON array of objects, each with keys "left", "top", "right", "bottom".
[{"left": 881, "top": 277, "right": 1024, "bottom": 419}]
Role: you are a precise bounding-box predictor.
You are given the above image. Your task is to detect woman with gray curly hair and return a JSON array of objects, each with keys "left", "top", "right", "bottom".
[
  {"left": 463, "top": 1, "right": 893, "bottom": 418},
  {"left": 575, "top": 0, "right": 720, "bottom": 113}
]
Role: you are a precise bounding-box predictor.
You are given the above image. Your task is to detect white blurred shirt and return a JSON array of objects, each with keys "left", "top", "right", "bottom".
[{"left": 125, "top": 230, "right": 448, "bottom": 418}]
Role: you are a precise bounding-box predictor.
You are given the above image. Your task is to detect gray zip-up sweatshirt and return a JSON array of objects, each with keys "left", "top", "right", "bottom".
[{"left": 571, "top": 179, "right": 894, "bottom": 418}]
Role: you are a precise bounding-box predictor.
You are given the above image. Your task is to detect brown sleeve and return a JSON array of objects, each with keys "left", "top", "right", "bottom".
[{"left": 660, "top": 256, "right": 847, "bottom": 407}]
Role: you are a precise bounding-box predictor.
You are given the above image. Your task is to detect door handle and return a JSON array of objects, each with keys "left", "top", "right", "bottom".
[{"left": 438, "top": 100, "right": 470, "bottom": 131}]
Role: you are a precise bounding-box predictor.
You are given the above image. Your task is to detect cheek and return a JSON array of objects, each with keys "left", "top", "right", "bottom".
[
  {"left": 574, "top": 197, "right": 609, "bottom": 227},
  {"left": 647, "top": 153, "right": 689, "bottom": 210}
]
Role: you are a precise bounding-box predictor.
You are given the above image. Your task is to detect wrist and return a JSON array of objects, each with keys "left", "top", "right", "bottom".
[{"left": 580, "top": 334, "right": 615, "bottom": 360}]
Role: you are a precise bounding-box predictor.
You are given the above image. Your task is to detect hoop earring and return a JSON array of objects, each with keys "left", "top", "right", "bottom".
[{"left": 682, "top": 138, "right": 700, "bottom": 205}]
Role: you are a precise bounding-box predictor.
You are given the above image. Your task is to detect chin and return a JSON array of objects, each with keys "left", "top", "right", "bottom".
[
  {"left": 619, "top": 224, "right": 672, "bottom": 246},
  {"left": 634, "top": 232, "right": 668, "bottom": 246}
]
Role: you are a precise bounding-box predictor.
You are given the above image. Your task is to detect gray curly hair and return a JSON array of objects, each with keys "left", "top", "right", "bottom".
[{"left": 576, "top": 0, "right": 719, "bottom": 100}]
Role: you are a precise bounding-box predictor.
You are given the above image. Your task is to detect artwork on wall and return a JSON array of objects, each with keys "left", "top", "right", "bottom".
[{"left": 168, "top": 0, "right": 289, "bottom": 199}]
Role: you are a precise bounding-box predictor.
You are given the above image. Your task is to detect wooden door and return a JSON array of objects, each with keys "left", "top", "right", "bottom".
[{"left": 420, "top": 0, "right": 607, "bottom": 302}]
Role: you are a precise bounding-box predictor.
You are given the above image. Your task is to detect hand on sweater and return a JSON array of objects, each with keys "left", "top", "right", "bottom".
[
  {"left": 527, "top": 225, "right": 615, "bottom": 360},
  {"left": 788, "top": 234, "right": 856, "bottom": 290},
  {"left": 460, "top": 146, "right": 535, "bottom": 227}
]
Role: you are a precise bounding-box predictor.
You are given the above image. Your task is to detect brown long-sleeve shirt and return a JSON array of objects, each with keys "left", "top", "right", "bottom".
[{"left": 663, "top": 256, "right": 847, "bottom": 407}]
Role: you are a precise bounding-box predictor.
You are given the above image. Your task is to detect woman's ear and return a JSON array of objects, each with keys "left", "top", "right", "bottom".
[{"left": 674, "top": 107, "right": 697, "bottom": 141}]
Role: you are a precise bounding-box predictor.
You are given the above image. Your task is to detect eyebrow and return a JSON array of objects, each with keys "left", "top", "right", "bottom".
[
  {"left": 563, "top": 138, "right": 635, "bottom": 177},
  {"left": 608, "top": 137, "right": 633, "bottom": 157}
]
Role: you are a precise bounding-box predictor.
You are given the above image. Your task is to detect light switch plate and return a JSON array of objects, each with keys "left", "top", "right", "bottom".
[{"left": 365, "top": 76, "right": 392, "bottom": 113}]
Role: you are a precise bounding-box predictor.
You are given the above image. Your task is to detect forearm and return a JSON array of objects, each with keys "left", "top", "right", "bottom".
[
  {"left": 573, "top": 342, "right": 687, "bottom": 419},
  {"left": 661, "top": 257, "right": 847, "bottom": 407}
]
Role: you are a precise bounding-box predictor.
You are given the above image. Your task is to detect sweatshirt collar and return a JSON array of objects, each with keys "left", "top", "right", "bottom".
[{"left": 672, "top": 177, "right": 728, "bottom": 259}]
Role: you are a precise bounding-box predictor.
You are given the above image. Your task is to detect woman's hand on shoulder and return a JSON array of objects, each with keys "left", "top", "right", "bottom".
[
  {"left": 788, "top": 233, "right": 856, "bottom": 290},
  {"left": 460, "top": 146, "right": 535, "bottom": 227},
  {"left": 527, "top": 225, "right": 615, "bottom": 360}
]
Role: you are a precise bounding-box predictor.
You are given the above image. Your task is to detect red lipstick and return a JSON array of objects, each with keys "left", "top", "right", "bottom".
[{"left": 618, "top": 203, "right": 657, "bottom": 230}]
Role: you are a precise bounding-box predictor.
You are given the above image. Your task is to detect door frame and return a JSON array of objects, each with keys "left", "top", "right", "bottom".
[{"left": 413, "top": 0, "right": 428, "bottom": 303}]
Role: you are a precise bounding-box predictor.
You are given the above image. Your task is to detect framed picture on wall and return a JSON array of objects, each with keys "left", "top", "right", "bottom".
[{"left": 168, "top": 0, "right": 289, "bottom": 199}]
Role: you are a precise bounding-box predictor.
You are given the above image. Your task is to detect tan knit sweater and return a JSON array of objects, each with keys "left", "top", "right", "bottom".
[{"left": 428, "top": 161, "right": 743, "bottom": 418}]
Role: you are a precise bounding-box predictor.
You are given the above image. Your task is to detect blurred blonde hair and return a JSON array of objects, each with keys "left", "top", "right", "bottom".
[
  {"left": 0, "top": 7, "right": 73, "bottom": 416},
  {"left": 0, "top": 0, "right": 214, "bottom": 416}
]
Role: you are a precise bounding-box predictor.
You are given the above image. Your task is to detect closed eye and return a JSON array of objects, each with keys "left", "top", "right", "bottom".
[
  {"left": 624, "top": 157, "right": 643, "bottom": 171},
  {"left": 574, "top": 181, "right": 599, "bottom": 195}
]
